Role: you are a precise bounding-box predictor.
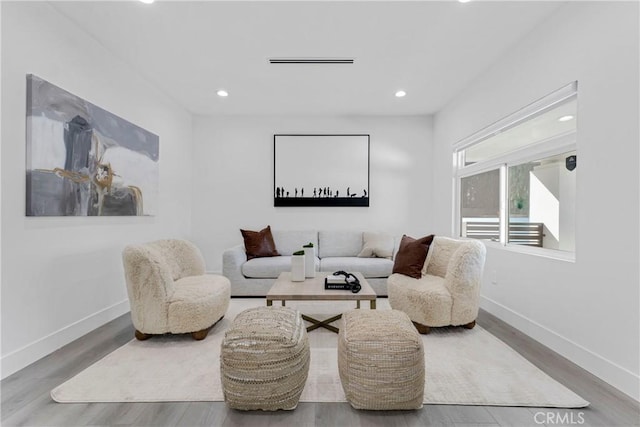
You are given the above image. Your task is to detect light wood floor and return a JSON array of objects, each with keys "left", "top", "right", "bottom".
[{"left": 2, "top": 300, "right": 638, "bottom": 427}]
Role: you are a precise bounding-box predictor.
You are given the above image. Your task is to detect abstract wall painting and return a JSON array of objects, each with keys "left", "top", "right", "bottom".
[
  {"left": 274, "top": 134, "right": 369, "bottom": 207},
  {"left": 26, "top": 75, "right": 159, "bottom": 216}
]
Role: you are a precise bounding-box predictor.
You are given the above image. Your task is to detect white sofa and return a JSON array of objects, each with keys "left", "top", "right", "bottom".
[{"left": 223, "top": 230, "right": 399, "bottom": 296}]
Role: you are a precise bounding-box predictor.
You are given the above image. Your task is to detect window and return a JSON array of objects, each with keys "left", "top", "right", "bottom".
[{"left": 454, "top": 82, "right": 577, "bottom": 256}]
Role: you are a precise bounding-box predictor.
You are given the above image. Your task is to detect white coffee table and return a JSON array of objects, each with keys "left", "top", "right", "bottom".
[{"left": 266, "top": 271, "right": 377, "bottom": 333}]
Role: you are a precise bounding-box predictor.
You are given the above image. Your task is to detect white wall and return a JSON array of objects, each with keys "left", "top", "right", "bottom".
[
  {"left": 192, "top": 115, "right": 432, "bottom": 272},
  {"left": 1, "top": 3, "right": 193, "bottom": 378},
  {"left": 433, "top": 2, "right": 639, "bottom": 400},
  {"left": 558, "top": 164, "right": 576, "bottom": 252}
]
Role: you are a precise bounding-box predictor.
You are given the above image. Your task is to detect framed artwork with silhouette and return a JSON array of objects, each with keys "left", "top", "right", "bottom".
[{"left": 274, "top": 134, "right": 370, "bottom": 207}]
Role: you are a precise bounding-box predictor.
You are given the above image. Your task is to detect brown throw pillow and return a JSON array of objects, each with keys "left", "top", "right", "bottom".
[
  {"left": 240, "top": 225, "right": 280, "bottom": 260},
  {"left": 392, "top": 234, "right": 435, "bottom": 279}
]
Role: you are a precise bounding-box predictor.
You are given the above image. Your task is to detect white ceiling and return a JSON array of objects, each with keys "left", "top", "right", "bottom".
[{"left": 51, "top": 1, "right": 564, "bottom": 116}]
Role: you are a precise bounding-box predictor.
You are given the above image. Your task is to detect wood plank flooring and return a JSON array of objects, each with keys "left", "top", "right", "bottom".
[{"left": 2, "top": 301, "right": 638, "bottom": 427}]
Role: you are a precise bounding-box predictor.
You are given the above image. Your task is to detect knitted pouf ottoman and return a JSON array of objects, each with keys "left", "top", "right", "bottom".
[
  {"left": 338, "top": 309, "right": 425, "bottom": 410},
  {"left": 220, "top": 306, "right": 310, "bottom": 411}
]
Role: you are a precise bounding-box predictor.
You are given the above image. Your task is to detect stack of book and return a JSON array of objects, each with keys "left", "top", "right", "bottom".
[
  {"left": 325, "top": 273, "right": 352, "bottom": 290},
  {"left": 325, "top": 275, "right": 349, "bottom": 284}
]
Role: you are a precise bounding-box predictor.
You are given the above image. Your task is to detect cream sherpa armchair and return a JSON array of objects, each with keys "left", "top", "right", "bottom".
[
  {"left": 122, "top": 239, "right": 231, "bottom": 341},
  {"left": 387, "top": 237, "right": 486, "bottom": 334}
]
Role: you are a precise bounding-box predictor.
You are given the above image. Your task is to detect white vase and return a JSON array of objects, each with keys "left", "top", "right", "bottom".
[
  {"left": 304, "top": 247, "right": 315, "bottom": 278},
  {"left": 291, "top": 255, "right": 305, "bottom": 282}
]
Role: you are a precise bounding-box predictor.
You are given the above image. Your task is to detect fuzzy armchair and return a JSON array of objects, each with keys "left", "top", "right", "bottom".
[
  {"left": 122, "top": 239, "right": 230, "bottom": 340},
  {"left": 387, "top": 237, "right": 486, "bottom": 334}
]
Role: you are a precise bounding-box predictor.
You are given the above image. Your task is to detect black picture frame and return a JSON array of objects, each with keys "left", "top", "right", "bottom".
[{"left": 274, "top": 134, "right": 370, "bottom": 207}]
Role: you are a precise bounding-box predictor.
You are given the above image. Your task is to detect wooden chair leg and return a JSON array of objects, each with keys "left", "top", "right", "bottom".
[
  {"left": 412, "top": 321, "right": 431, "bottom": 334},
  {"left": 462, "top": 320, "right": 476, "bottom": 330},
  {"left": 134, "top": 330, "right": 152, "bottom": 341},
  {"left": 191, "top": 315, "right": 224, "bottom": 341},
  {"left": 191, "top": 327, "right": 211, "bottom": 341}
]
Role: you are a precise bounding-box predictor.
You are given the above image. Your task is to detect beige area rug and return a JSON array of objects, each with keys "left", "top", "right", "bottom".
[{"left": 51, "top": 299, "right": 588, "bottom": 407}]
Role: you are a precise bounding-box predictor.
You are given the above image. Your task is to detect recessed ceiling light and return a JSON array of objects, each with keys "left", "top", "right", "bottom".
[
  {"left": 558, "top": 115, "right": 574, "bottom": 122},
  {"left": 217, "top": 90, "right": 229, "bottom": 97},
  {"left": 139, "top": 0, "right": 155, "bottom": 4},
  {"left": 458, "top": 0, "right": 471, "bottom": 3},
  {"left": 395, "top": 90, "right": 406, "bottom": 98}
]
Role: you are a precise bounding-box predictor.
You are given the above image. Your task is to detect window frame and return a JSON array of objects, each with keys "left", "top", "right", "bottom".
[{"left": 453, "top": 82, "right": 577, "bottom": 262}]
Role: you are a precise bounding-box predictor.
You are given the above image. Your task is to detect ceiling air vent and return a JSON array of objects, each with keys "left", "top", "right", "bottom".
[{"left": 268, "top": 58, "right": 355, "bottom": 64}]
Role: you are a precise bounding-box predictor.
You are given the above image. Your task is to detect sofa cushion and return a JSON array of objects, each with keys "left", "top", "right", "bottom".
[
  {"left": 387, "top": 273, "right": 452, "bottom": 327},
  {"left": 319, "top": 231, "right": 363, "bottom": 258},
  {"left": 357, "top": 232, "right": 395, "bottom": 259},
  {"left": 242, "top": 256, "right": 320, "bottom": 279},
  {"left": 169, "top": 274, "right": 231, "bottom": 333},
  {"left": 392, "top": 234, "right": 434, "bottom": 279},
  {"left": 272, "top": 230, "right": 318, "bottom": 256},
  {"left": 241, "top": 225, "right": 280, "bottom": 260},
  {"left": 321, "top": 257, "right": 393, "bottom": 278}
]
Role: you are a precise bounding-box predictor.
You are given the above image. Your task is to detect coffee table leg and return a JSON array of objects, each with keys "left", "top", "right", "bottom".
[
  {"left": 356, "top": 300, "right": 361, "bottom": 309},
  {"left": 266, "top": 299, "right": 286, "bottom": 307},
  {"left": 302, "top": 313, "right": 342, "bottom": 333},
  {"left": 370, "top": 299, "right": 376, "bottom": 309}
]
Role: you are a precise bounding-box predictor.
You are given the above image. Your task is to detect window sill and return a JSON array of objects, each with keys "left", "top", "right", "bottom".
[{"left": 481, "top": 240, "right": 576, "bottom": 263}]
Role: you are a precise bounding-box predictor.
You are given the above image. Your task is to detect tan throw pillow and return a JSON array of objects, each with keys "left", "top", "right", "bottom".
[
  {"left": 240, "top": 225, "right": 280, "bottom": 260},
  {"left": 357, "top": 232, "right": 394, "bottom": 259},
  {"left": 392, "top": 234, "right": 435, "bottom": 279}
]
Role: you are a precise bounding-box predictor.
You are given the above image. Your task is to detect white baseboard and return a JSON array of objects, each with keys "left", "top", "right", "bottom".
[
  {"left": 1, "top": 299, "right": 130, "bottom": 380},
  {"left": 480, "top": 295, "right": 640, "bottom": 402}
]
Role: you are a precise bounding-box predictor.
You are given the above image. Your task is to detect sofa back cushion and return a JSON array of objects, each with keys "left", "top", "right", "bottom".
[
  {"left": 357, "top": 232, "right": 395, "bottom": 259},
  {"left": 271, "top": 230, "right": 318, "bottom": 256},
  {"left": 318, "top": 230, "right": 363, "bottom": 258}
]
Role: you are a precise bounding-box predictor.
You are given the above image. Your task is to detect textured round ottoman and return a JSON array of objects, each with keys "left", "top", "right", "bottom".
[
  {"left": 220, "top": 306, "right": 310, "bottom": 411},
  {"left": 338, "top": 309, "right": 425, "bottom": 410}
]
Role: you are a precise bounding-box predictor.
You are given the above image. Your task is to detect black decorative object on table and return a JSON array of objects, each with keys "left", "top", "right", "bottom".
[{"left": 324, "top": 271, "right": 361, "bottom": 293}]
